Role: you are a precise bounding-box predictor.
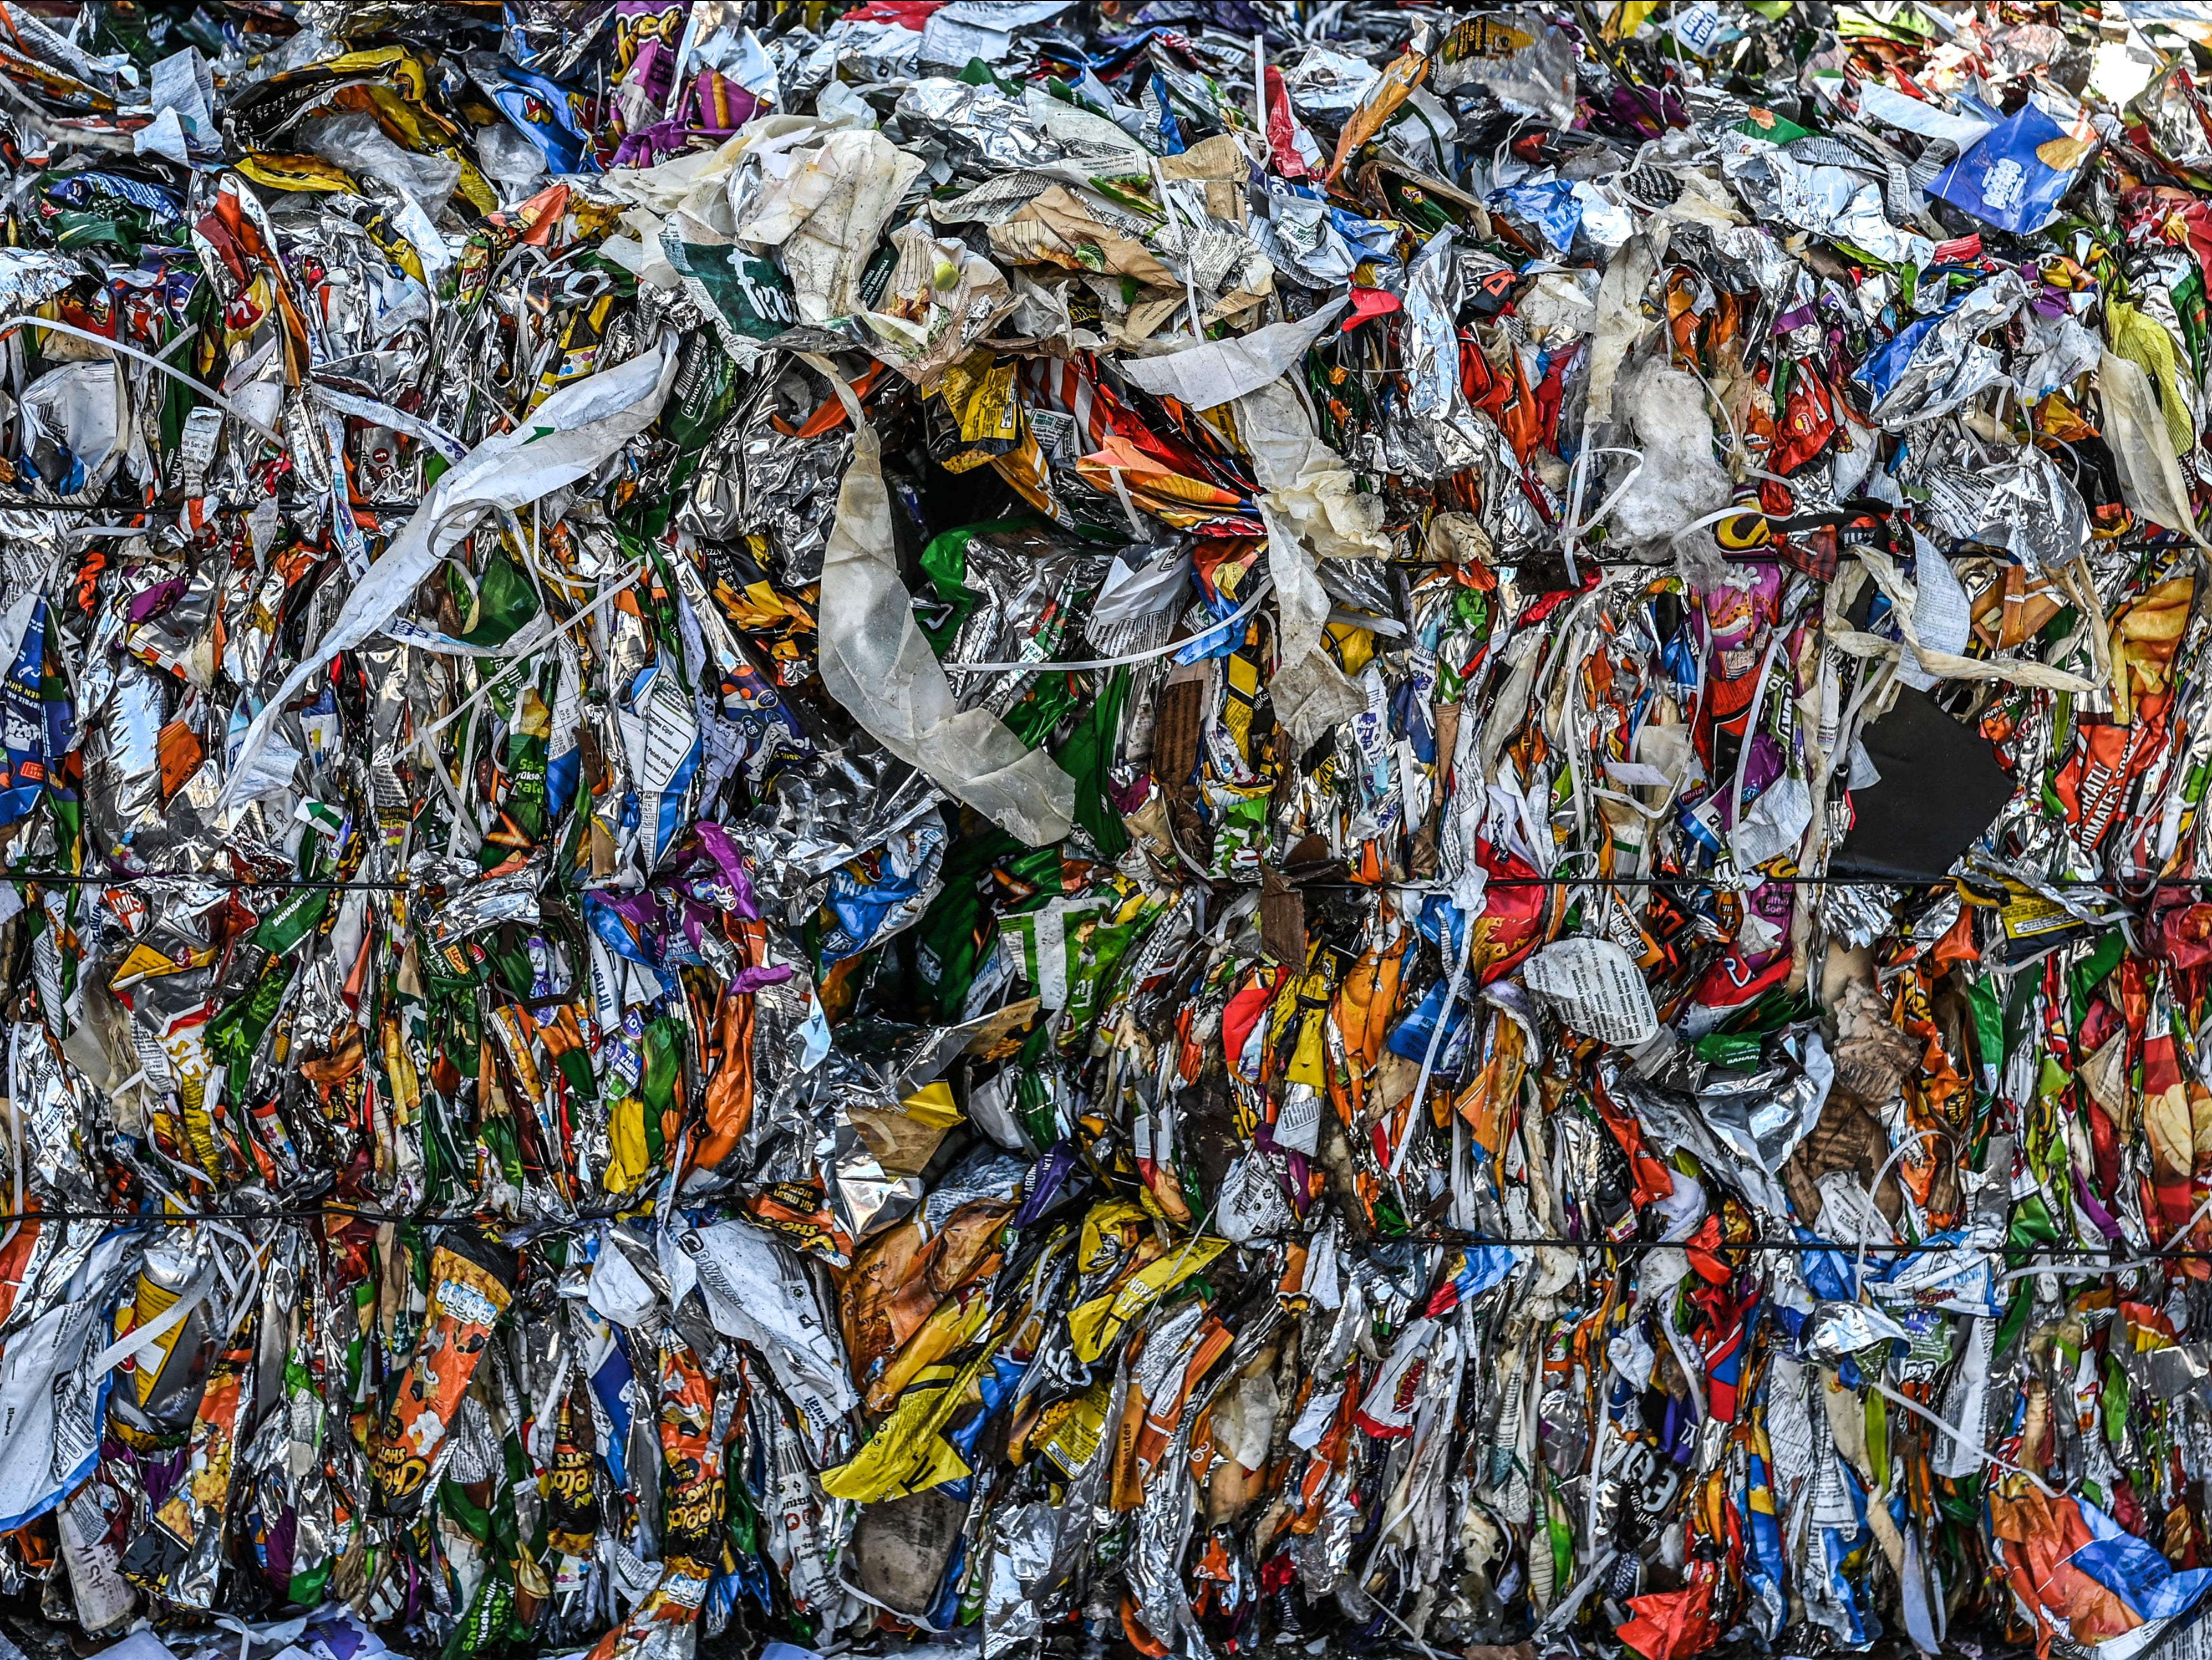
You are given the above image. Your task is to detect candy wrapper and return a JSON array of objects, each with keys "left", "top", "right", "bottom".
[{"left": 14, "top": 5, "right": 2212, "bottom": 1660}]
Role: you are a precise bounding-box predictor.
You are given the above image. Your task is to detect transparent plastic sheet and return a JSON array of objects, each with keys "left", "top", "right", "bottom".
[{"left": 807, "top": 359, "right": 1074, "bottom": 846}]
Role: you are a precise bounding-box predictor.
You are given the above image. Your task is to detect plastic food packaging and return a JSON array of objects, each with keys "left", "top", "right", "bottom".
[{"left": 12, "top": 5, "right": 2212, "bottom": 1660}]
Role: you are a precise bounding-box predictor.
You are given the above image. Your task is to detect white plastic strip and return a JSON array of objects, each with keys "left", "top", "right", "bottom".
[
  {"left": 86, "top": 1269, "right": 210, "bottom": 1378},
  {"left": 0, "top": 313, "right": 283, "bottom": 445},
  {"left": 394, "top": 559, "right": 649, "bottom": 761},
  {"left": 1867, "top": 1376, "right": 2055, "bottom": 1496},
  {"left": 947, "top": 580, "right": 1272, "bottom": 674}
]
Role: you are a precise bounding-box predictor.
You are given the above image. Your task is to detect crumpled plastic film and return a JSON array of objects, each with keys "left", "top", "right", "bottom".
[
  {"left": 21, "top": 6, "right": 2212, "bottom": 1660},
  {"left": 807, "top": 355, "right": 1077, "bottom": 847}
]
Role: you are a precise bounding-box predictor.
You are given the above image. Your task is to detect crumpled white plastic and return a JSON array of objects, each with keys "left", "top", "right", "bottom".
[
  {"left": 1119, "top": 296, "right": 1349, "bottom": 411},
  {"left": 221, "top": 336, "right": 680, "bottom": 813},
  {"left": 2101, "top": 347, "right": 2210, "bottom": 548},
  {"left": 735, "top": 127, "right": 926, "bottom": 323},
  {"left": 861, "top": 222, "right": 1016, "bottom": 389},
  {"left": 810, "top": 361, "right": 1075, "bottom": 847},
  {"left": 18, "top": 359, "right": 129, "bottom": 498},
  {"left": 1608, "top": 359, "right": 1732, "bottom": 552},
  {"left": 1523, "top": 936, "right": 1659, "bottom": 1046},
  {"left": 1235, "top": 376, "right": 1382, "bottom": 751}
]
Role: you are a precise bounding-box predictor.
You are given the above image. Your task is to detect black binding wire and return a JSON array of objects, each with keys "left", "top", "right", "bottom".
[
  {"left": 0, "top": 868, "right": 2193, "bottom": 892},
  {"left": 0, "top": 1208, "right": 2188, "bottom": 1264}
]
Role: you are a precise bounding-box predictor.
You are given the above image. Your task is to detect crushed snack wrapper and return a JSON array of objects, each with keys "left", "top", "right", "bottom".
[{"left": 9, "top": 5, "right": 2212, "bottom": 1660}]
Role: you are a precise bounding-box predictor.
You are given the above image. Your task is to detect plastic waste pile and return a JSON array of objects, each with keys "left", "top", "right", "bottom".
[{"left": 17, "top": 2, "right": 2212, "bottom": 1658}]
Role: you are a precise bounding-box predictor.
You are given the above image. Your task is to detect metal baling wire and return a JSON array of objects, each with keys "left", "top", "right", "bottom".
[
  {"left": 1994, "top": 1185, "right": 2212, "bottom": 1285},
  {"left": 7, "top": 1201, "right": 2212, "bottom": 1275},
  {"left": 8, "top": 868, "right": 2212, "bottom": 893},
  {"left": 0, "top": 488, "right": 1987, "bottom": 571}
]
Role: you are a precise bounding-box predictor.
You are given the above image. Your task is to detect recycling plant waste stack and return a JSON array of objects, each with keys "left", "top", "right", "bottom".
[{"left": 6, "top": 2, "right": 2212, "bottom": 1659}]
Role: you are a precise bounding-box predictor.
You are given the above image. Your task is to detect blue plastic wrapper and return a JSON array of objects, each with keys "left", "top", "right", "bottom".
[
  {"left": 1852, "top": 310, "right": 1944, "bottom": 403},
  {"left": 1928, "top": 103, "right": 2094, "bottom": 236},
  {"left": 1488, "top": 178, "right": 1584, "bottom": 252},
  {"left": 469, "top": 54, "right": 600, "bottom": 174},
  {"left": 0, "top": 603, "right": 57, "bottom": 834}
]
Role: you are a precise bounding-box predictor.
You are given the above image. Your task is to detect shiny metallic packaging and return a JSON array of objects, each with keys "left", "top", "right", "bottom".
[{"left": 4, "top": 4, "right": 2212, "bottom": 1660}]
